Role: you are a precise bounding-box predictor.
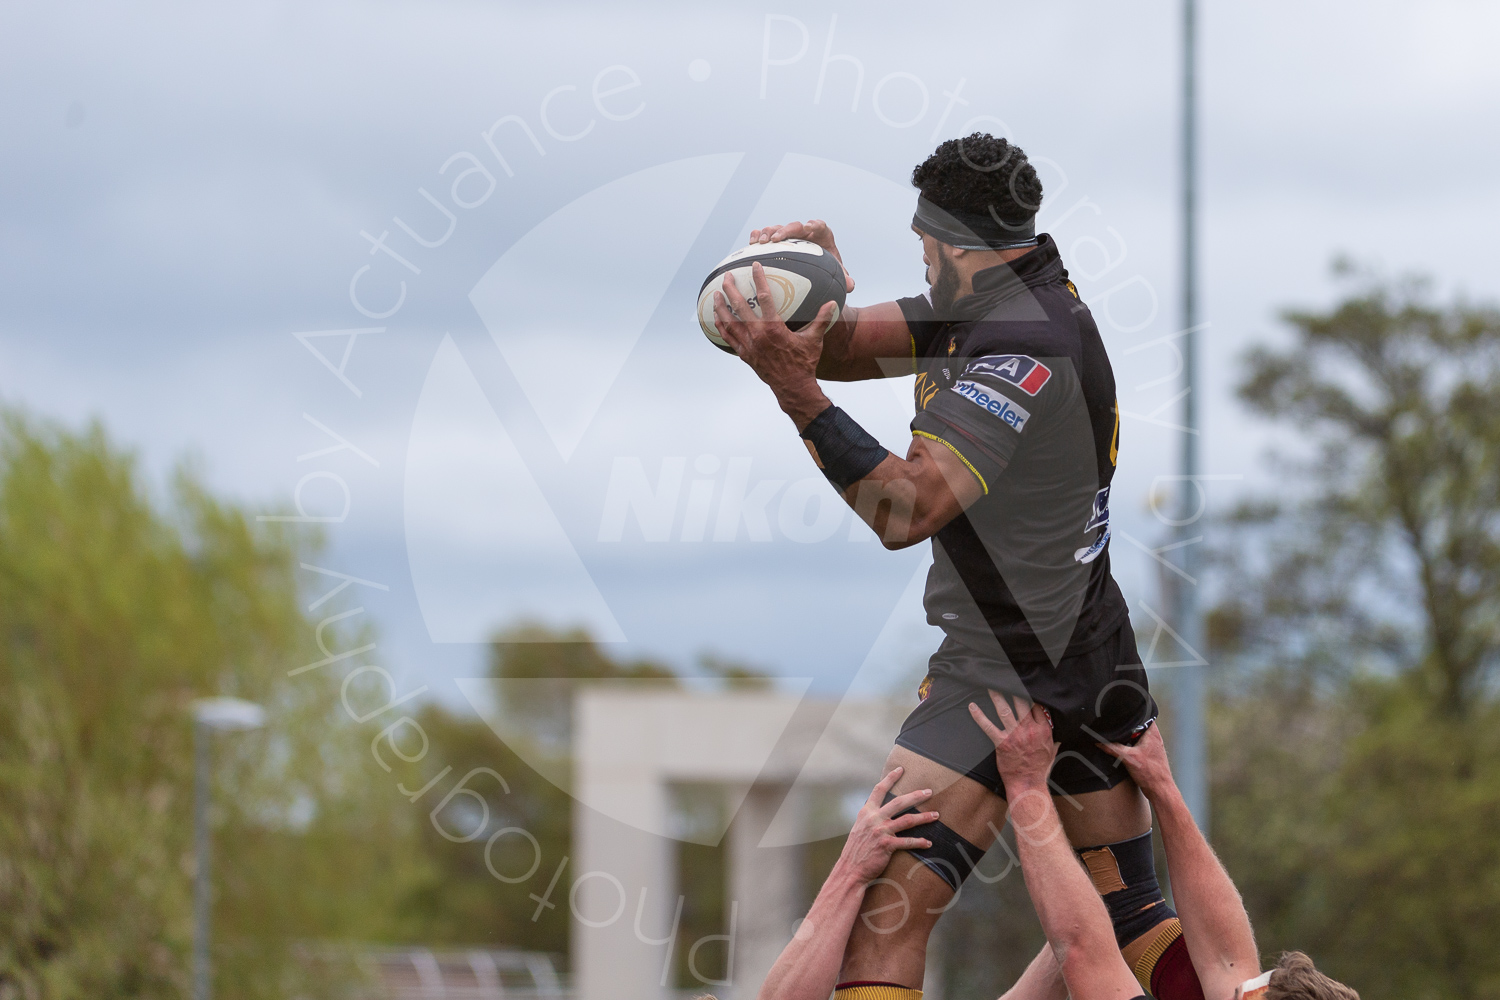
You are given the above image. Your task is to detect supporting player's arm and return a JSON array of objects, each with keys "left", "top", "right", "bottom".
[
  {"left": 971, "top": 693, "right": 1145, "bottom": 1000},
  {"left": 713, "top": 263, "right": 979, "bottom": 549},
  {"left": 1101, "top": 725, "right": 1260, "bottom": 1000},
  {"left": 997, "top": 944, "right": 1069, "bottom": 1000},
  {"left": 748, "top": 220, "right": 913, "bottom": 382},
  {"left": 757, "top": 768, "right": 937, "bottom": 1000}
]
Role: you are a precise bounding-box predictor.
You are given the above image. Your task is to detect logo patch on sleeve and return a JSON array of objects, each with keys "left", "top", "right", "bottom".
[
  {"left": 965, "top": 354, "right": 1053, "bottom": 396},
  {"left": 951, "top": 380, "right": 1031, "bottom": 432}
]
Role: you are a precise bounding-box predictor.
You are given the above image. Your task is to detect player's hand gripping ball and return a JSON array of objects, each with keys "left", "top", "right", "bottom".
[{"left": 696, "top": 238, "right": 847, "bottom": 352}]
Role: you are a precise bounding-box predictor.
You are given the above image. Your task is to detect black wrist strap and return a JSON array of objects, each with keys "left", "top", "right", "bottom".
[{"left": 800, "top": 405, "right": 889, "bottom": 491}]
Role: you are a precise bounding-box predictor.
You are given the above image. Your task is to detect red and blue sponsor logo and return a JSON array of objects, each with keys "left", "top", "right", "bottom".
[{"left": 965, "top": 354, "right": 1053, "bottom": 396}]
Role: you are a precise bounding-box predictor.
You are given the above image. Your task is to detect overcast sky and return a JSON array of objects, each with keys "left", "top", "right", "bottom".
[{"left": 4, "top": 0, "right": 1498, "bottom": 701}]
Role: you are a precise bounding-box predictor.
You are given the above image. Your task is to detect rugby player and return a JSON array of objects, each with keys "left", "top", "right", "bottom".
[
  {"left": 711, "top": 133, "right": 1185, "bottom": 999},
  {"left": 754, "top": 696, "right": 1153, "bottom": 1000},
  {"left": 1091, "top": 722, "right": 1359, "bottom": 1000},
  {"left": 751, "top": 708, "right": 1360, "bottom": 1000}
]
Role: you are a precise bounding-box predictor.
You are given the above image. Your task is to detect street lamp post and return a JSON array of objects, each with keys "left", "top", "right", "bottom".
[
  {"left": 1173, "top": 0, "right": 1209, "bottom": 833},
  {"left": 191, "top": 697, "right": 266, "bottom": 1000}
]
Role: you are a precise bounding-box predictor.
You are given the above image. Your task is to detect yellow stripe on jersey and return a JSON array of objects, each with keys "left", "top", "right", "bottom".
[
  {"left": 1110, "top": 399, "right": 1120, "bottom": 466},
  {"left": 914, "top": 431, "right": 988, "bottom": 496}
]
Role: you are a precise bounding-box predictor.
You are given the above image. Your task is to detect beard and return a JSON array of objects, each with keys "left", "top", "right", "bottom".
[{"left": 929, "top": 249, "right": 961, "bottom": 317}]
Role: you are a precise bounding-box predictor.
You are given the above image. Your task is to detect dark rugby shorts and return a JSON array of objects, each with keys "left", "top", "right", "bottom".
[{"left": 895, "top": 619, "right": 1156, "bottom": 798}]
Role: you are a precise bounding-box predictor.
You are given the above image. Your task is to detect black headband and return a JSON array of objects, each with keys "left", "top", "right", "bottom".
[{"left": 912, "top": 195, "right": 1037, "bottom": 250}]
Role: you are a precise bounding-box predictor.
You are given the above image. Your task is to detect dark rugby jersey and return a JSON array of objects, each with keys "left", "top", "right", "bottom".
[{"left": 899, "top": 234, "right": 1128, "bottom": 666}]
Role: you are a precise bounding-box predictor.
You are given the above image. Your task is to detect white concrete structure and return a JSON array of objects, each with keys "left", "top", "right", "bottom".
[
  {"left": 570, "top": 688, "right": 916, "bottom": 1000},
  {"left": 340, "top": 948, "right": 564, "bottom": 999}
]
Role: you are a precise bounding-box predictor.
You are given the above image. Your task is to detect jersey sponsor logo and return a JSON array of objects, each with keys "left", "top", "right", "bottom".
[
  {"left": 1074, "top": 527, "right": 1110, "bottom": 564},
  {"left": 965, "top": 354, "right": 1052, "bottom": 396},
  {"left": 1085, "top": 485, "right": 1110, "bottom": 533},
  {"left": 951, "top": 380, "right": 1030, "bottom": 431},
  {"left": 1075, "top": 486, "right": 1111, "bottom": 563},
  {"left": 914, "top": 371, "right": 942, "bottom": 410}
]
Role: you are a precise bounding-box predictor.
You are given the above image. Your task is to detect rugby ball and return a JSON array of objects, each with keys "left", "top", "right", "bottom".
[{"left": 696, "top": 239, "right": 847, "bottom": 353}]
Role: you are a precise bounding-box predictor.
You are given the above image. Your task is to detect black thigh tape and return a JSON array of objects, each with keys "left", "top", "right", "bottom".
[
  {"left": 1075, "top": 829, "right": 1177, "bottom": 946},
  {"left": 883, "top": 792, "right": 989, "bottom": 892}
]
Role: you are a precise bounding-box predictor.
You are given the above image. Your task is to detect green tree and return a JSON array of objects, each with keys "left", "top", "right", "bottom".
[
  {"left": 1209, "top": 266, "right": 1500, "bottom": 999},
  {"left": 1227, "top": 262, "right": 1500, "bottom": 712},
  {"left": 0, "top": 411, "right": 427, "bottom": 999}
]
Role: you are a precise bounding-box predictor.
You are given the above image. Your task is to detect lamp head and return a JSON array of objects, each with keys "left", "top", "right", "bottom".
[{"left": 192, "top": 697, "right": 266, "bottom": 731}]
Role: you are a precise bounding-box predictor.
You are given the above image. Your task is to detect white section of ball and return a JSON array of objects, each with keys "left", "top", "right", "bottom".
[
  {"left": 697, "top": 267, "right": 813, "bottom": 348},
  {"left": 695, "top": 239, "right": 845, "bottom": 352}
]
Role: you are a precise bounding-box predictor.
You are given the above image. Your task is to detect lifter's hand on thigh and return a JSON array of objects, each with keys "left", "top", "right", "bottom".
[
  {"left": 969, "top": 691, "right": 1059, "bottom": 792},
  {"left": 835, "top": 766, "right": 938, "bottom": 884},
  {"left": 1098, "top": 721, "right": 1172, "bottom": 802}
]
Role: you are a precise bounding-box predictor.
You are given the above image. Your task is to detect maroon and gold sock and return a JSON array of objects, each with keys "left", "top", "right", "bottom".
[
  {"left": 833, "top": 982, "right": 922, "bottom": 1000},
  {"left": 1076, "top": 831, "right": 1206, "bottom": 1000}
]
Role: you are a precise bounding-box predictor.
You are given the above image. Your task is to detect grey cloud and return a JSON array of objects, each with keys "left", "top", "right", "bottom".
[{"left": 4, "top": 0, "right": 1498, "bottom": 694}]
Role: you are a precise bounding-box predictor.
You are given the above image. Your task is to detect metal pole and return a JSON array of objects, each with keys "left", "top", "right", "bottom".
[
  {"left": 1173, "top": 0, "right": 1209, "bottom": 834},
  {"left": 193, "top": 717, "right": 212, "bottom": 1000}
]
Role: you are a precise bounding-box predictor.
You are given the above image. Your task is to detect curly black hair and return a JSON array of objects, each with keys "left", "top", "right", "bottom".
[{"left": 911, "top": 133, "right": 1043, "bottom": 227}]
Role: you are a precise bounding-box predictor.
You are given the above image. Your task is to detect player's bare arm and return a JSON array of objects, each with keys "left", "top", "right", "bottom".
[
  {"left": 757, "top": 768, "right": 938, "bottom": 1000},
  {"left": 1006, "top": 722, "right": 1262, "bottom": 1000},
  {"left": 712, "top": 262, "right": 978, "bottom": 548},
  {"left": 1101, "top": 725, "right": 1260, "bottom": 1000},
  {"left": 748, "top": 219, "right": 913, "bottom": 381},
  {"left": 972, "top": 693, "right": 1146, "bottom": 1000},
  {"left": 998, "top": 945, "right": 1069, "bottom": 1000}
]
